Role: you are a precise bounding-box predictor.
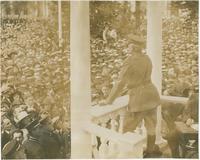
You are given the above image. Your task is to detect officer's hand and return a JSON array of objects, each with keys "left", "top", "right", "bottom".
[
  {"left": 99, "top": 100, "right": 112, "bottom": 106},
  {"left": 99, "top": 100, "right": 107, "bottom": 106},
  {"left": 186, "top": 118, "right": 194, "bottom": 126}
]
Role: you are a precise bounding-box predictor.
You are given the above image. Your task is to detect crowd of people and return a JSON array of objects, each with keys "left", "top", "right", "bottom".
[
  {"left": 161, "top": 9, "right": 198, "bottom": 157},
  {"left": 91, "top": 37, "right": 131, "bottom": 104},
  {"left": 1, "top": 17, "right": 70, "bottom": 158},
  {"left": 91, "top": 8, "right": 198, "bottom": 104},
  {"left": 162, "top": 8, "right": 198, "bottom": 97},
  {"left": 1, "top": 4, "right": 198, "bottom": 158},
  {"left": 90, "top": 7, "right": 198, "bottom": 158}
]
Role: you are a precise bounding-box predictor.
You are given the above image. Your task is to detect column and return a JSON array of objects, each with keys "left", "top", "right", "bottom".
[
  {"left": 34, "top": 1, "right": 38, "bottom": 17},
  {"left": 163, "top": 1, "right": 171, "bottom": 18},
  {"left": 70, "top": 1, "right": 92, "bottom": 158},
  {"left": 163, "top": 1, "right": 168, "bottom": 17},
  {"left": 135, "top": 1, "right": 141, "bottom": 31},
  {"left": 130, "top": 1, "right": 136, "bottom": 13},
  {"left": 0, "top": 2, "right": 5, "bottom": 17},
  {"left": 58, "top": 0, "right": 62, "bottom": 47},
  {"left": 9, "top": 1, "right": 14, "bottom": 15},
  {"left": 42, "top": 0, "right": 48, "bottom": 18},
  {"left": 147, "top": 1, "right": 164, "bottom": 143},
  {"left": 167, "top": 1, "right": 171, "bottom": 17},
  {"left": 42, "top": 1, "right": 46, "bottom": 17},
  {"left": 45, "top": 1, "right": 49, "bottom": 17}
]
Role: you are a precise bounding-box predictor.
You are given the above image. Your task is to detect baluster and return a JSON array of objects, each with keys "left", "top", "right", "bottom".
[
  {"left": 117, "top": 135, "right": 144, "bottom": 158},
  {"left": 91, "top": 134, "right": 99, "bottom": 158},
  {"left": 135, "top": 119, "right": 146, "bottom": 136},
  {"left": 141, "top": 120, "right": 147, "bottom": 136},
  {"left": 118, "top": 111, "right": 125, "bottom": 133},
  {"left": 110, "top": 116, "right": 118, "bottom": 131},
  {"left": 98, "top": 122, "right": 109, "bottom": 158},
  {"left": 108, "top": 116, "right": 118, "bottom": 158}
]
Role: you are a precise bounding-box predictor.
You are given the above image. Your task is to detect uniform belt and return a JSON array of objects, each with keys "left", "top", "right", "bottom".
[{"left": 128, "top": 81, "right": 151, "bottom": 90}]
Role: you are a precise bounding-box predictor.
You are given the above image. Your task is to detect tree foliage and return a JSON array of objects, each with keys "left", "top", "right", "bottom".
[
  {"left": 171, "top": 1, "right": 198, "bottom": 18},
  {"left": 90, "top": 1, "right": 138, "bottom": 38}
]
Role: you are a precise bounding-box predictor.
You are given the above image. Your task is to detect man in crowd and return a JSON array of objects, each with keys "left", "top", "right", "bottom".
[
  {"left": 2, "top": 129, "right": 26, "bottom": 159},
  {"left": 162, "top": 92, "right": 198, "bottom": 158},
  {"left": 1, "top": 118, "right": 15, "bottom": 150},
  {"left": 1, "top": 18, "right": 71, "bottom": 158},
  {"left": 17, "top": 110, "right": 62, "bottom": 159},
  {"left": 100, "top": 35, "right": 161, "bottom": 157},
  {"left": 23, "top": 129, "right": 46, "bottom": 159}
]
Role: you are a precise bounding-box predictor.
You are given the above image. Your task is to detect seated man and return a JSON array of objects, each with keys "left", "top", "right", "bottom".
[{"left": 162, "top": 92, "right": 198, "bottom": 158}]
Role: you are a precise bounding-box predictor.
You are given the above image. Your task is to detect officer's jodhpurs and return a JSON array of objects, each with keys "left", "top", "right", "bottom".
[{"left": 130, "top": 108, "right": 157, "bottom": 135}]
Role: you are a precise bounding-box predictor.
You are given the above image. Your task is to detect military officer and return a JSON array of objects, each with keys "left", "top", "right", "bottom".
[{"left": 100, "top": 35, "right": 161, "bottom": 157}]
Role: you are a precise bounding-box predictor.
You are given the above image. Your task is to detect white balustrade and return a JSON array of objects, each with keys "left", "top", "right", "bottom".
[
  {"left": 117, "top": 132, "right": 145, "bottom": 158},
  {"left": 84, "top": 123, "right": 145, "bottom": 158},
  {"left": 91, "top": 135, "right": 98, "bottom": 158},
  {"left": 98, "top": 122, "right": 109, "bottom": 158},
  {"left": 108, "top": 117, "right": 118, "bottom": 157},
  {"left": 87, "top": 95, "right": 188, "bottom": 158},
  {"left": 118, "top": 111, "right": 125, "bottom": 133}
]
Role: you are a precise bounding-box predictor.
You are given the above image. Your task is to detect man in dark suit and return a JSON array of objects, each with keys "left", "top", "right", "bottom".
[
  {"left": 100, "top": 35, "right": 161, "bottom": 157},
  {"left": 17, "top": 111, "right": 62, "bottom": 159},
  {"left": 29, "top": 123, "right": 62, "bottom": 159},
  {"left": 1, "top": 130, "right": 11, "bottom": 150},
  {"left": 2, "top": 129, "right": 26, "bottom": 159},
  {"left": 23, "top": 133, "right": 46, "bottom": 159},
  {"left": 162, "top": 92, "right": 198, "bottom": 158}
]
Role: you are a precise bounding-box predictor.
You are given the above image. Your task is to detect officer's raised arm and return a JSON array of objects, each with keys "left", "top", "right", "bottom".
[
  {"left": 105, "top": 60, "right": 130, "bottom": 104},
  {"left": 99, "top": 55, "right": 131, "bottom": 106}
]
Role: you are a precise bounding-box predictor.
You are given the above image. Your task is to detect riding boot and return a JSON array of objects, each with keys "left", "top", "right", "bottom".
[
  {"left": 167, "top": 131, "right": 180, "bottom": 158},
  {"left": 144, "top": 135, "right": 162, "bottom": 158}
]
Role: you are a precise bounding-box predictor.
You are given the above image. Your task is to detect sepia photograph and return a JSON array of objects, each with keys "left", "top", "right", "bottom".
[
  {"left": 1, "top": 0, "right": 199, "bottom": 159},
  {"left": 1, "top": 1, "right": 70, "bottom": 159}
]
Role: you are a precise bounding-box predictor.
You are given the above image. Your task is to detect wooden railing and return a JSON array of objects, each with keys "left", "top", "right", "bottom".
[{"left": 85, "top": 95, "right": 189, "bottom": 158}]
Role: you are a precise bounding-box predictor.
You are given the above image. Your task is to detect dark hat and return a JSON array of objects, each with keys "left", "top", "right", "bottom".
[{"left": 16, "top": 112, "right": 39, "bottom": 130}]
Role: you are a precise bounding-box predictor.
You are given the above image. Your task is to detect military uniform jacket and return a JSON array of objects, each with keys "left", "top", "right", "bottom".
[{"left": 107, "top": 54, "right": 160, "bottom": 112}]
